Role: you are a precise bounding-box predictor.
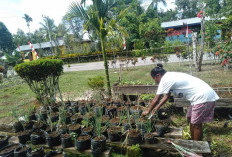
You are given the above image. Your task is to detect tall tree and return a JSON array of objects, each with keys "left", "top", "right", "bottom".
[
  {"left": 40, "top": 16, "right": 57, "bottom": 42},
  {"left": 30, "top": 29, "right": 45, "bottom": 44},
  {"left": 119, "top": 0, "right": 143, "bottom": 50},
  {"left": 0, "top": 22, "right": 14, "bottom": 56},
  {"left": 69, "top": 0, "right": 124, "bottom": 96},
  {"left": 62, "top": 14, "right": 83, "bottom": 40},
  {"left": 175, "top": 0, "right": 198, "bottom": 19},
  {"left": 148, "top": 0, "right": 167, "bottom": 11},
  {"left": 220, "top": 0, "right": 232, "bottom": 16},
  {"left": 13, "top": 29, "right": 28, "bottom": 46},
  {"left": 198, "top": 4, "right": 206, "bottom": 72},
  {"left": 203, "top": 0, "right": 221, "bottom": 15},
  {"left": 159, "top": 9, "right": 178, "bottom": 22},
  {"left": 57, "top": 23, "right": 68, "bottom": 38},
  {"left": 219, "top": 0, "right": 232, "bottom": 40},
  {"left": 23, "top": 14, "right": 33, "bottom": 33},
  {"left": 40, "top": 16, "right": 58, "bottom": 54},
  {"left": 139, "top": 18, "right": 165, "bottom": 49}
]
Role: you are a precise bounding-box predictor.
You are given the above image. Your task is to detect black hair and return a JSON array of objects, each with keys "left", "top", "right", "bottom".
[{"left": 150, "top": 64, "right": 166, "bottom": 77}]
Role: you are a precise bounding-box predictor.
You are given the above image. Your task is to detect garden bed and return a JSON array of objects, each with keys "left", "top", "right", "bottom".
[
  {"left": 174, "top": 98, "right": 232, "bottom": 108},
  {"left": 0, "top": 98, "right": 213, "bottom": 157},
  {"left": 113, "top": 84, "right": 232, "bottom": 107},
  {"left": 113, "top": 85, "right": 158, "bottom": 95},
  {"left": 6, "top": 132, "right": 211, "bottom": 156}
]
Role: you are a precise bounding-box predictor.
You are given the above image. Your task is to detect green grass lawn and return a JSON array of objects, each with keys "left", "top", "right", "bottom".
[
  {"left": 1, "top": 62, "right": 231, "bottom": 120},
  {"left": 0, "top": 62, "right": 232, "bottom": 156}
]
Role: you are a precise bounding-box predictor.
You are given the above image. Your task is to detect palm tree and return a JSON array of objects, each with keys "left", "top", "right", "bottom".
[
  {"left": 68, "top": 0, "right": 126, "bottom": 96},
  {"left": 40, "top": 16, "right": 57, "bottom": 54},
  {"left": 148, "top": 0, "right": 167, "bottom": 11},
  {"left": 23, "top": 14, "right": 33, "bottom": 33},
  {"left": 40, "top": 16, "right": 57, "bottom": 42}
]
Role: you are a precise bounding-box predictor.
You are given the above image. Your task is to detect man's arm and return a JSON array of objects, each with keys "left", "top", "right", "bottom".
[
  {"left": 151, "top": 93, "right": 170, "bottom": 114},
  {"left": 148, "top": 94, "right": 162, "bottom": 113},
  {"left": 142, "top": 94, "right": 162, "bottom": 117}
]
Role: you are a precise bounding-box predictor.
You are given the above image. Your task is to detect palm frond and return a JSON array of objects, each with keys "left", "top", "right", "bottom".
[
  {"left": 147, "top": 1, "right": 155, "bottom": 10},
  {"left": 100, "top": 18, "right": 108, "bottom": 39},
  {"left": 108, "top": 0, "right": 118, "bottom": 11},
  {"left": 81, "top": 0, "right": 87, "bottom": 6},
  {"left": 89, "top": 11, "right": 101, "bottom": 32},
  {"left": 69, "top": 1, "right": 89, "bottom": 21}
]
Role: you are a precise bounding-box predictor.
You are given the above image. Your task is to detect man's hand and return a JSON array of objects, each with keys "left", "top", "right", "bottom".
[
  {"left": 142, "top": 110, "right": 150, "bottom": 117},
  {"left": 151, "top": 108, "right": 157, "bottom": 116}
]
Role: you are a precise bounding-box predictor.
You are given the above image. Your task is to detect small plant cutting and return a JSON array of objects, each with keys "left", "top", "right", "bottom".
[
  {"left": 17, "top": 104, "right": 38, "bottom": 144},
  {"left": 60, "top": 105, "right": 74, "bottom": 149},
  {"left": 81, "top": 110, "right": 94, "bottom": 136},
  {"left": 45, "top": 109, "right": 61, "bottom": 148},
  {"left": 107, "top": 113, "right": 123, "bottom": 142},
  {"left": 11, "top": 107, "right": 24, "bottom": 133},
  {"left": 126, "top": 110, "right": 142, "bottom": 146},
  {"left": 74, "top": 106, "right": 92, "bottom": 151},
  {"left": 144, "top": 119, "right": 155, "bottom": 144},
  {"left": 91, "top": 108, "right": 107, "bottom": 155}
]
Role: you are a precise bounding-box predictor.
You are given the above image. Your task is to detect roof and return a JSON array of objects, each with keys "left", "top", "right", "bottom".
[
  {"left": 18, "top": 38, "right": 92, "bottom": 52},
  {"left": 161, "top": 17, "right": 210, "bottom": 29},
  {"left": 18, "top": 40, "right": 65, "bottom": 51}
]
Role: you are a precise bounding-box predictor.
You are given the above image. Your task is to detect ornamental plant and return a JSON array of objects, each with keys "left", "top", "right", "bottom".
[
  {"left": 88, "top": 76, "right": 105, "bottom": 100},
  {"left": 15, "top": 59, "right": 63, "bottom": 105},
  {"left": 0, "top": 65, "right": 4, "bottom": 73},
  {"left": 213, "top": 42, "right": 232, "bottom": 69}
]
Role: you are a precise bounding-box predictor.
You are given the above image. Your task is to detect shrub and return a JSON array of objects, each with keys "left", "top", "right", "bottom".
[
  {"left": 15, "top": 59, "right": 64, "bottom": 105},
  {"left": 132, "top": 50, "right": 141, "bottom": 57},
  {"left": 88, "top": 76, "right": 105, "bottom": 101},
  {"left": 163, "top": 40, "right": 174, "bottom": 54},
  {"left": 0, "top": 65, "right": 4, "bottom": 73},
  {"left": 173, "top": 40, "right": 185, "bottom": 53},
  {"left": 134, "top": 40, "right": 144, "bottom": 49},
  {"left": 213, "top": 42, "right": 232, "bottom": 67},
  {"left": 0, "top": 73, "right": 2, "bottom": 83},
  {"left": 127, "top": 144, "right": 142, "bottom": 157},
  {"left": 140, "top": 94, "right": 155, "bottom": 101},
  {"left": 87, "top": 76, "right": 104, "bottom": 90}
]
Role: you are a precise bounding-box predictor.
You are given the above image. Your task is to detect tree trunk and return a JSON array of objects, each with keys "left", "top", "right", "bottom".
[
  {"left": 100, "top": 37, "right": 111, "bottom": 97},
  {"left": 192, "top": 32, "right": 198, "bottom": 70},
  {"left": 198, "top": 8, "right": 206, "bottom": 72}
]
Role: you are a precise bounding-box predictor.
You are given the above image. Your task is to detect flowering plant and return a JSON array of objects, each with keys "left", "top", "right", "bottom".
[{"left": 213, "top": 42, "right": 232, "bottom": 66}]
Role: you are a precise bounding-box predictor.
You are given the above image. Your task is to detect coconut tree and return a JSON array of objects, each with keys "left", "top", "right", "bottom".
[
  {"left": 68, "top": 0, "right": 127, "bottom": 96},
  {"left": 40, "top": 16, "right": 58, "bottom": 54},
  {"left": 23, "top": 14, "right": 33, "bottom": 33},
  {"left": 40, "top": 16, "right": 57, "bottom": 42},
  {"left": 148, "top": 0, "right": 167, "bottom": 11}
]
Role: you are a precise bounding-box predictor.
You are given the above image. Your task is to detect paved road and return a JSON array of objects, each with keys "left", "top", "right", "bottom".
[{"left": 63, "top": 54, "right": 214, "bottom": 72}]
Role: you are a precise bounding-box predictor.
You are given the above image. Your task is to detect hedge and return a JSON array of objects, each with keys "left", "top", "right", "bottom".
[{"left": 15, "top": 59, "right": 63, "bottom": 82}]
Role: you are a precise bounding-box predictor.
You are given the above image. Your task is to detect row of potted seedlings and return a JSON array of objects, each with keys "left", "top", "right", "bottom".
[
  {"left": 1, "top": 99, "right": 170, "bottom": 157},
  {"left": 0, "top": 135, "right": 63, "bottom": 157}
]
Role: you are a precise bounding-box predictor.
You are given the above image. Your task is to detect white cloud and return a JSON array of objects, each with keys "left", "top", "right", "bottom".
[
  {"left": 0, "top": 0, "right": 85, "bottom": 34},
  {"left": 141, "top": 0, "right": 176, "bottom": 11},
  {"left": 0, "top": 0, "right": 175, "bottom": 35}
]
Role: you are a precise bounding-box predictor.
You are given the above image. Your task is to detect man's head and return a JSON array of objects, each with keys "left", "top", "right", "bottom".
[{"left": 150, "top": 64, "right": 166, "bottom": 84}]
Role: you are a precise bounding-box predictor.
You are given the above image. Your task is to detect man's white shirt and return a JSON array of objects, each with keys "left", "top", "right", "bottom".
[{"left": 156, "top": 72, "right": 219, "bottom": 105}]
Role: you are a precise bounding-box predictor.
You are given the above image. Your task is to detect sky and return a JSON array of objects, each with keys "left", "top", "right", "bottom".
[{"left": 0, "top": 0, "right": 175, "bottom": 35}]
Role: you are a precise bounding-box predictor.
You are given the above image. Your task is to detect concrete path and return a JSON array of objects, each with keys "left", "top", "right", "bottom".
[{"left": 63, "top": 54, "right": 214, "bottom": 72}]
